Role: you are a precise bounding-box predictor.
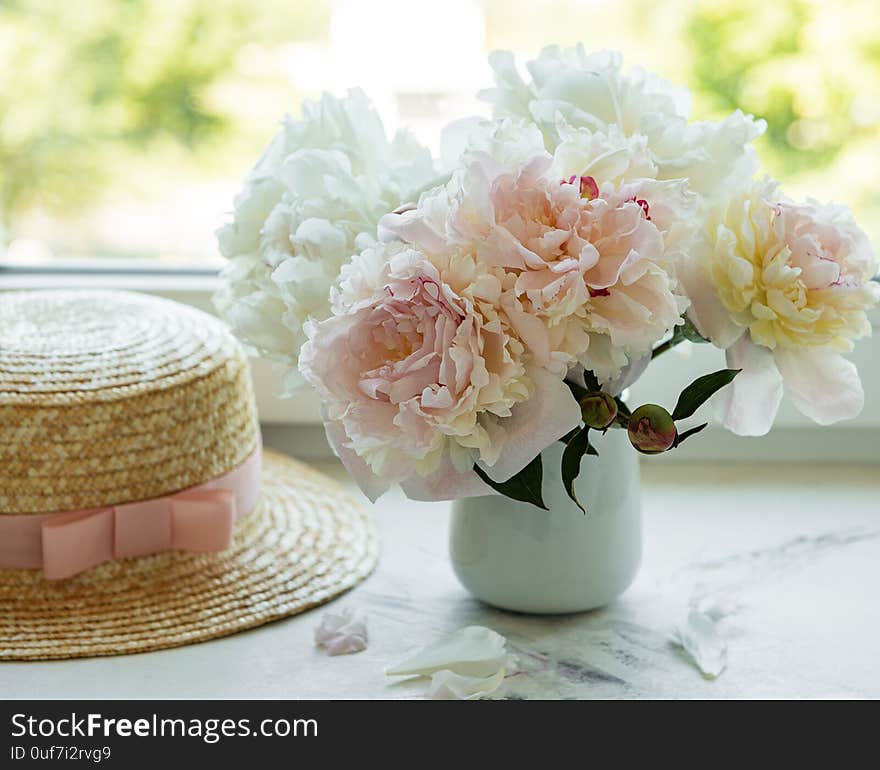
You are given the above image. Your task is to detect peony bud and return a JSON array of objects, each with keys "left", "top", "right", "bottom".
[
  {"left": 580, "top": 391, "right": 618, "bottom": 430},
  {"left": 628, "top": 404, "right": 677, "bottom": 454}
]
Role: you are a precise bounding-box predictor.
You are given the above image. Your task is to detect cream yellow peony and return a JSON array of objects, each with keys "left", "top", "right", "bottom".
[{"left": 681, "top": 177, "right": 880, "bottom": 435}]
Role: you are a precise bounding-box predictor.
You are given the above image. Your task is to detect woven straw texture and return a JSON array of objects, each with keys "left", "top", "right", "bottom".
[
  {"left": 0, "top": 290, "right": 259, "bottom": 514},
  {"left": 0, "top": 450, "right": 379, "bottom": 660},
  {"left": 0, "top": 290, "right": 379, "bottom": 660}
]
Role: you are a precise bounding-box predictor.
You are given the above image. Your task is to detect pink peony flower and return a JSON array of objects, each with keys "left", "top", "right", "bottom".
[
  {"left": 299, "top": 244, "right": 581, "bottom": 501},
  {"left": 382, "top": 127, "right": 691, "bottom": 384}
]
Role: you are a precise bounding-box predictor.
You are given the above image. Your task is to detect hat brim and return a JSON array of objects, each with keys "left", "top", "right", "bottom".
[{"left": 0, "top": 450, "right": 379, "bottom": 661}]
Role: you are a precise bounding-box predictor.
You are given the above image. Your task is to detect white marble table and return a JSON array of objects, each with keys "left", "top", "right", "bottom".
[{"left": 2, "top": 460, "right": 879, "bottom": 699}]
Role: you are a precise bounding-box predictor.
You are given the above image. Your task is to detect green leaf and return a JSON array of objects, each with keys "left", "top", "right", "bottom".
[
  {"left": 558, "top": 427, "right": 580, "bottom": 444},
  {"left": 614, "top": 396, "right": 632, "bottom": 418},
  {"left": 672, "top": 369, "right": 741, "bottom": 421},
  {"left": 473, "top": 454, "right": 547, "bottom": 511},
  {"left": 561, "top": 427, "right": 594, "bottom": 514},
  {"left": 672, "top": 422, "right": 708, "bottom": 447}
]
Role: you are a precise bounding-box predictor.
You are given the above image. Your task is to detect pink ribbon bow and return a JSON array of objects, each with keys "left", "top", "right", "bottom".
[{"left": 0, "top": 447, "right": 262, "bottom": 580}]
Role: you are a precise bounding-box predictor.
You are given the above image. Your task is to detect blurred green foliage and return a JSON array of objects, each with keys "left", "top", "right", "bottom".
[
  {"left": 681, "top": 0, "right": 880, "bottom": 244},
  {"left": 2, "top": 0, "right": 878, "bottom": 248},
  {"left": 684, "top": 0, "right": 880, "bottom": 176},
  {"left": 0, "top": 0, "right": 329, "bottom": 226}
]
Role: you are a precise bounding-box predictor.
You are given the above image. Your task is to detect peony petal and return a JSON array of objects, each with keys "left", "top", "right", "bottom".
[
  {"left": 478, "top": 49, "right": 534, "bottom": 121},
  {"left": 378, "top": 209, "right": 447, "bottom": 252},
  {"left": 427, "top": 667, "right": 507, "bottom": 700},
  {"left": 671, "top": 610, "right": 727, "bottom": 679},
  {"left": 714, "top": 335, "right": 783, "bottom": 436},
  {"left": 386, "top": 626, "right": 508, "bottom": 679},
  {"left": 322, "top": 417, "right": 390, "bottom": 502},
  {"left": 774, "top": 347, "right": 864, "bottom": 426},
  {"left": 314, "top": 608, "right": 368, "bottom": 656},
  {"left": 482, "top": 366, "right": 581, "bottom": 482},
  {"left": 565, "top": 364, "right": 590, "bottom": 391},
  {"left": 216, "top": 175, "right": 284, "bottom": 259},
  {"left": 291, "top": 217, "right": 349, "bottom": 263},
  {"left": 400, "top": 456, "right": 494, "bottom": 502},
  {"left": 600, "top": 353, "right": 651, "bottom": 396},
  {"left": 279, "top": 148, "right": 354, "bottom": 199},
  {"left": 503, "top": 299, "right": 552, "bottom": 364},
  {"left": 439, "top": 116, "right": 491, "bottom": 172},
  {"left": 655, "top": 110, "right": 766, "bottom": 200},
  {"left": 677, "top": 249, "right": 744, "bottom": 349},
  {"left": 222, "top": 294, "right": 299, "bottom": 357}
]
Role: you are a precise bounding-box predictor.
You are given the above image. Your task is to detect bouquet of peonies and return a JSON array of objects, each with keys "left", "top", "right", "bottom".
[{"left": 217, "top": 45, "right": 879, "bottom": 510}]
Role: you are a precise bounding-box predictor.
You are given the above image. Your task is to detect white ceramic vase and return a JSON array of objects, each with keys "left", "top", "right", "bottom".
[{"left": 449, "top": 428, "right": 641, "bottom": 614}]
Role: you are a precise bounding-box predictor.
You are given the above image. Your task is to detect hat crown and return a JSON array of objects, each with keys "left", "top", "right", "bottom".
[{"left": 0, "top": 290, "right": 259, "bottom": 514}]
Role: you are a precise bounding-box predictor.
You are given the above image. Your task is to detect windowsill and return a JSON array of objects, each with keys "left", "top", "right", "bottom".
[{"left": 0, "top": 270, "right": 222, "bottom": 295}]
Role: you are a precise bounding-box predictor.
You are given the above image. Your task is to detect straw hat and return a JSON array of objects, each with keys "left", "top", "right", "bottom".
[{"left": 0, "top": 290, "right": 378, "bottom": 660}]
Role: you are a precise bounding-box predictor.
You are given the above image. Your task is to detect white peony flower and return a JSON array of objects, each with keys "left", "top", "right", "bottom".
[
  {"left": 215, "top": 89, "right": 436, "bottom": 393},
  {"left": 679, "top": 176, "right": 880, "bottom": 435},
  {"left": 479, "top": 45, "right": 766, "bottom": 200}
]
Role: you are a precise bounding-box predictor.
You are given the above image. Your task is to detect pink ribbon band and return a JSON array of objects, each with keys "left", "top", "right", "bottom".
[{"left": 0, "top": 447, "right": 262, "bottom": 580}]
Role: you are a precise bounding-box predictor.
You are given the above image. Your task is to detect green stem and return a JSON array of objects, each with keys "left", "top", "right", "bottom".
[
  {"left": 651, "top": 334, "right": 683, "bottom": 359},
  {"left": 653, "top": 318, "right": 711, "bottom": 358}
]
